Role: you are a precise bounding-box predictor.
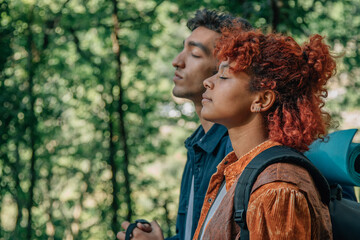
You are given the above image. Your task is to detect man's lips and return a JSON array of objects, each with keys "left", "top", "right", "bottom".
[{"left": 173, "top": 72, "right": 183, "bottom": 82}]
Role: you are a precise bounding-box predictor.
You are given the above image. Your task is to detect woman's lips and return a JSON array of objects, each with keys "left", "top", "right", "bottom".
[{"left": 202, "top": 93, "right": 212, "bottom": 104}]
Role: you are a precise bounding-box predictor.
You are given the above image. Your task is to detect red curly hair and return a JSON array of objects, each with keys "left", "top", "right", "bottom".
[{"left": 215, "top": 27, "right": 336, "bottom": 151}]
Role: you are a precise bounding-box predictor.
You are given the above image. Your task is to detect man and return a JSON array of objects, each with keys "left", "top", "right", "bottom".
[{"left": 117, "top": 9, "right": 252, "bottom": 240}]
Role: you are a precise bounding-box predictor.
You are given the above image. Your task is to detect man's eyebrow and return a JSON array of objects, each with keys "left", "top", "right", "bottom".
[{"left": 187, "top": 40, "right": 211, "bottom": 56}]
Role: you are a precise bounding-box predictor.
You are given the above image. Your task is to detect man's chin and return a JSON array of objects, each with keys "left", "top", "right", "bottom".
[{"left": 172, "top": 88, "right": 188, "bottom": 99}]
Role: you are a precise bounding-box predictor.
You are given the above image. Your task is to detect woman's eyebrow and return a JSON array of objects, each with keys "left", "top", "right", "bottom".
[{"left": 219, "top": 62, "right": 229, "bottom": 70}]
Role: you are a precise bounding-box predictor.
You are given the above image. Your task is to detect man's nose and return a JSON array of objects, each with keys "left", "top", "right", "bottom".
[{"left": 172, "top": 51, "right": 185, "bottom": 69}]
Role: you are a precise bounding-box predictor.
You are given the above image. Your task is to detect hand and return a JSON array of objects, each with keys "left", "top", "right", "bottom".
[
  {"left": 116, "top": 220, "right": 164, "bottom": 240},
  {"left": 135, "top": 221, "right": 152, "bottom": 233}
]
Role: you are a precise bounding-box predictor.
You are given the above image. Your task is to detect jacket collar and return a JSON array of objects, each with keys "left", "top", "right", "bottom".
[{"left": 185, "top": 123, "right": 228, "bottom": 153}]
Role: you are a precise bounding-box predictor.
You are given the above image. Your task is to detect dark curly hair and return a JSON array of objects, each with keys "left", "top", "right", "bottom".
[
  {"left": 215, "top": 27, "right": 336, "bottom": 151},
  {"left": 187, "top": 9, "right": 252, "bottom": 33}
]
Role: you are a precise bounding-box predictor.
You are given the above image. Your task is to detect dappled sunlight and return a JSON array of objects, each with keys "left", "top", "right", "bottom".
[{"left": 1, "top": 0, "right": 360, "bottom": 239}]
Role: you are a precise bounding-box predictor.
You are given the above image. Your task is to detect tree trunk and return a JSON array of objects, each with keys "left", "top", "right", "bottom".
[
  {"left": 108, "top": 113, "right": 119, "bottom": 234},
  {"left": 45, "top": 163, "right": 55, "bottom": 240},
  {"left": 271, "top": 0, "right": 280, "bottom": 32},
  {"left": 14, "top": 140, "right": 24, "bottom": 238},
  {"left": 26, "top": 7, "right": 37, "bottom": 240},
  {"left": 0, "top": 192, "right": 2, "bottom": 238},
  {"left": 111, "top": 0, "right": 132, "bottom": 226},
  {"left": 163, "top": 199, "right": 172, "bottom": 237}
]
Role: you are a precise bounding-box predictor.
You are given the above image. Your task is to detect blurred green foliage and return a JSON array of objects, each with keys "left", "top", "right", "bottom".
[{"left": 0, "top": 0, "right": 359, "bottom": 239}]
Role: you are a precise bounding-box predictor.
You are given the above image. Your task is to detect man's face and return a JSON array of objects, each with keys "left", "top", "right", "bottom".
[{"left": 172, "top": 27, "right": 220, "bottom": 104}]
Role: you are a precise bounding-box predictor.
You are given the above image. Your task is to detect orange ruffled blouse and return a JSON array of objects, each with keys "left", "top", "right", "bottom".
[{"left": 193, "top": 140, "right": 332, "bottom": 240}]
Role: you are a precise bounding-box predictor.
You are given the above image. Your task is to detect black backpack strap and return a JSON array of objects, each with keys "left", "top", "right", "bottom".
[{"left": 234, "top": 145, "right": 330, "bottom": 240}]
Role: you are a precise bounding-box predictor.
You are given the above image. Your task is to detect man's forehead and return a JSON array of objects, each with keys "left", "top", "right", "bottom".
[{"left": 185, "top": 27, "right": 220, "bottom": 48}]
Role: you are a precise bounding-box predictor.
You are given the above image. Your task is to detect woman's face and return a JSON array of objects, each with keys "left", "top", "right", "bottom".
[{"left": 201, "top": 61, "right": 258, "bottom": 128}]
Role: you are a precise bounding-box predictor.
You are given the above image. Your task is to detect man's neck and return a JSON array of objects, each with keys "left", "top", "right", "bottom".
[{"left": 194, "top": 102, "right": 214, "bottom": 133}]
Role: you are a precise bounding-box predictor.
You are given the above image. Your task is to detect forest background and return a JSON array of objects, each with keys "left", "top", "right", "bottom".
[{"left": 1, "top": 0, "right": 360, "bottom": 239}]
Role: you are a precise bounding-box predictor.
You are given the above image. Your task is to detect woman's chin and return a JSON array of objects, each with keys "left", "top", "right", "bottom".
[
  {"left": 200, "top": 109, "right": 211, "bottom": 120},
  {"left": 201, "top": 111, "right": 222, "bottom": 124}
]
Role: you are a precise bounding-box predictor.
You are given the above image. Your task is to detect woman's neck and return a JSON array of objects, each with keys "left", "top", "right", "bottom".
[{"left": 228, "top": 120, "right": 268, "bottom": 159}]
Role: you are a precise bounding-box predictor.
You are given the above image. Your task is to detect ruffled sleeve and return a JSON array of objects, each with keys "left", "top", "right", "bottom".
[{"left": 246, "top": 182, "right": 311, "bottom": 240}]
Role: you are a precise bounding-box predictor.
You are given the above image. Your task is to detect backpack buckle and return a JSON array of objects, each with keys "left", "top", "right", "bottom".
[
  {"left": 234, "top": 209, "right": 247, "bottom": 229},
  {"left": 330, "top": 184, "right": 343, "bottom": 201}
]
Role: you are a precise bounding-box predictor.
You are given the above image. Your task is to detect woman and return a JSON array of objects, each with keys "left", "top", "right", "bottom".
[{"left": 193, "top": 26, "right": 336, "bottom": 240}]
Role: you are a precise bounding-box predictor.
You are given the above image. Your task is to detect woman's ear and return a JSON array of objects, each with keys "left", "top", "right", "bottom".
[
  {"left": 260, "top": 90, "right": 276, "bottom": 111},
  {"left": 251, "top": 90, "right": 276, "bottom": 112}
]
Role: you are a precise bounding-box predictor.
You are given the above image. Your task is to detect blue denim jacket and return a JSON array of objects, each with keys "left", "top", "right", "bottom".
[{"left": 166, "top": 123, "right": 231, "bottom": 240}]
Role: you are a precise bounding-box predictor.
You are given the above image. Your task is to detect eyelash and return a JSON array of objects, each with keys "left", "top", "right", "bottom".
[
  {"left": 191, "top": 54, "right": 200, "bottom": 58},
  {"left": 219, "top": 76, "right": 228, "bottom": 80}
]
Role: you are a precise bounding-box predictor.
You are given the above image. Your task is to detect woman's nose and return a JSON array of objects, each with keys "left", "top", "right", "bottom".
[{"left": 203, "top": 75, "right": 215, "bottom": 89}]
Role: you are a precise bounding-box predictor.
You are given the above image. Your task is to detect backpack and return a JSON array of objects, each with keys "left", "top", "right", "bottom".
[{"left": 233, "top": 145, "right": 360, "bottom": 240}]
